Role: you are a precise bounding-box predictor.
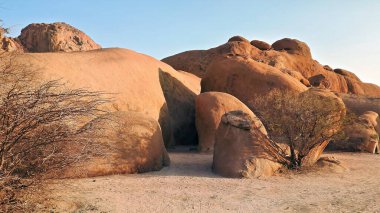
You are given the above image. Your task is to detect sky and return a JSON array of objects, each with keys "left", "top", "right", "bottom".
[{"left": 1, "top": 0, "right": 380, "bottom": 85}]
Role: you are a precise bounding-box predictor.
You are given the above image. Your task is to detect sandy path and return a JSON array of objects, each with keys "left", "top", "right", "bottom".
[{"left": 37, "top": 152, "right": 380, "bottom": 213}]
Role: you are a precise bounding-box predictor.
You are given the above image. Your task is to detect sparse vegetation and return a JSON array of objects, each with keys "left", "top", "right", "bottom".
[
  {"left": 0, "top": 52, "right": 110, "bottom": 210},
  {"left": 252, "top": 89, "right": 346, "bottom": 169}
]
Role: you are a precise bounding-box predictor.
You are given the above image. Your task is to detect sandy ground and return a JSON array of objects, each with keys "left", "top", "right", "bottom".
[{"left": 34, "top": 151, "right": 380, "bottom": 213}]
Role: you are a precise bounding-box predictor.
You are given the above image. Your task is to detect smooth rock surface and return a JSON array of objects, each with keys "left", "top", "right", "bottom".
[
  {"left": 18, "top": 22, "right": 101, "bottom": 52},
  {"left": 196, "top": 92, "right": 266, "bottom": 152}
]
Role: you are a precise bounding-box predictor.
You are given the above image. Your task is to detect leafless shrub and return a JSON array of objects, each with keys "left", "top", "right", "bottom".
[
  {"left": 252, "top": 89, "right": 346, "bottom": 169},
  {"left": 0, "top": 52, "right": 111, "bottom": 179},
  {"left": 0, "top": 52, "right": 112, "bottom": 210}
]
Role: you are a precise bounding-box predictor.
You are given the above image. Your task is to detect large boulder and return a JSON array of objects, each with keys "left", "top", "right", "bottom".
[
  {"left": 228, "top": 35, "right": 250, "bottom": 43},
  {"left": 18, "top": 22, "right": 101, "bottom": 52},
  {"left": 159, "top": 70, "right": 201, "bottom": 146},
  {"left": 250, "top": 40, "right": 271, "bottom": 50},
  {"left": 195, "top": 92, "right": 266, "bottom": 152},
  {"left": 328, "top": 111, "right": 379, "bottom": 154},
  {"left": 9, "top": 48, "right": 197, "bottom": 147},
  {"left": 272, "top": 38, "right": 312, "bottom": 57},
  {"left": 162, "top": 41, "right": 260, "bottom": 78},
  {"left": 201, "top": 56, "right": 307, "bottom": 109},
  {"left": 61, "top": 111, "right": 170, "bottom": 178},
  {"left": 309, "top": 74, "right": 330, "bottom": 88},
  {"left": 161, "top": 50, "right": 210, "bottom": 78},
  {"left": 361, "top": 111, "right": 380, "bottom": 134},
  {"left": 213, "top": 111, "right": 282, "bottom": 178}
]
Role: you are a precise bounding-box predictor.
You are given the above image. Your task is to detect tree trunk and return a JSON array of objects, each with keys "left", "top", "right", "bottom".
[{"left": 289, "top": 146, "right": 299, "bottom": 169}]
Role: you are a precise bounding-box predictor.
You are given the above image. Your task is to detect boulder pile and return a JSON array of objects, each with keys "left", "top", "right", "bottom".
[
  {"left": 163, "top": 34, "right": 379, "bottom": 177},
  {"left": 2, "top": 23, "right": 379, "bottom": 179},
  {"left": 163, "top": 35, "right": 380, "bottom": 97}
]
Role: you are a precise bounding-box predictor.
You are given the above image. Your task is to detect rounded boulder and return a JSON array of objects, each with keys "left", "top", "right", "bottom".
[
  {"left": 272, "top": 38, "right": 311, "bottom": 57},
  {"left": 18, "top": 22, "right": 101, "bottom": 52},
  {"left": 228, "top": 35, "right": 250, "bottom": 43},
  {"left": 196, "top": 92, "right": 266, "bottom": 152},
  {"left": 250, "top": 40, "right": 271, "bottom": 50},
  {"left": 62, "top": 111, "right": 170, "bottom": 178},
  {"left": 201, "top": 56, "right": 307, "bottom": 109},
  {"left": 213, "top": 110, "right": 282, "bottom": 178}
]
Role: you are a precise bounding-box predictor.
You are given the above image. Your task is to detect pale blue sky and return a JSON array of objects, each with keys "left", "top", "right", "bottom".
[{"left": 2, "top": 0, "right": 379, "bottom": 85}]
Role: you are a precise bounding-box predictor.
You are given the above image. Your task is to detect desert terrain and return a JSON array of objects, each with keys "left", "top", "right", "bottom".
[
  {"left": 1, "top": 15, "right": 379, "bottom": 213},
  {"left": 33, "top": 151, "right": 380, "bottom": 213}
]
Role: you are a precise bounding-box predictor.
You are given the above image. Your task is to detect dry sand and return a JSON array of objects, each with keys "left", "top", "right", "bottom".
[{"left": 35, "top": 151, "right": 380, "bottom": 213}]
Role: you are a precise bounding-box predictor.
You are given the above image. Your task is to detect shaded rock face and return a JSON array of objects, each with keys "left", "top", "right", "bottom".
[
  {"left": 61, "top": 112, "right": 170, "bottom": 178},
  {"left": 159, "top": 69, "right": 201, "bottom": 146},
  {"left": 250, "top": 40, "right": 271, "bottom": 50},
  {"left": 309, "top": 74, "right": 330, "bottom": 88},
  {"left": 18, "top": 22, "right": 101, "bottom": 52},
  {"left": 162, "top": 37, "right": 380, "bottom": 97},
  {"left": 195, "top": 92, "right": 266, "bottom": 152},
  {"left": 213, "top": 110, "right": 282, "bottom": 178},
  {"left": 328, "top": 111, "right": 379, "bottom": 154},
  {"left": 323, "top": 65, "right": 333, "bottom": 71},
  {"left": 341, "top": 94, "right": 380, "bottom": 116},
  {"left": 334, "top": 69, "right": 361, "bottom": 81}
]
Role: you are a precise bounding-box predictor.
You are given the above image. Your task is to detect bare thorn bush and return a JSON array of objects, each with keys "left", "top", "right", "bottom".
[
  {"left": 0, "top": 52, "right": 111, "bottom": 178},
  {"left": 0, "top": 52, "right": 112, "bottom": 210}
]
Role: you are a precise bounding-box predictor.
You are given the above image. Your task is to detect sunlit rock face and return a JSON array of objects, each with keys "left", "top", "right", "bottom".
[
  {"left": 213, "top": 110, "right": 282, "bottom": 178},
  {"left": 18, "top": 22, "right": 101, "bottom": 52},
  {"left": 163, "top": 36, "right": 380, "bottom": 97},
  {"left": 60, "top": 111, "right": 170, "bottom": 178},
  {"left": 195, "top": 92, "right": 267, "bottom": 152}
]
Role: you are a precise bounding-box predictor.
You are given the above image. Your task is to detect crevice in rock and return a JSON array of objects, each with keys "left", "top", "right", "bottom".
[{"left": 158, "top": 69, "right": 198, "bottom": 147}]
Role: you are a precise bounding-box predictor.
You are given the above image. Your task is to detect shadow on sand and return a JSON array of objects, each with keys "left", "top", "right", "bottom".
[{"left": 138, "top": 151, "right": 221, "bottom": 179}]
